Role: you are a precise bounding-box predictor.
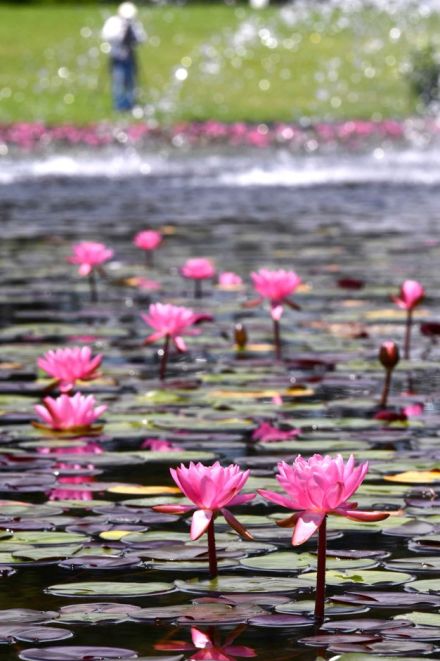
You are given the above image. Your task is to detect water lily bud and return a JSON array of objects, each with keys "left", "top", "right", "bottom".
[
  {"left": 379, "top": 341, "right": 400, "bottom": 370},
  {"left": 234, "top": 323, "right": 247, "bottom": 350}
]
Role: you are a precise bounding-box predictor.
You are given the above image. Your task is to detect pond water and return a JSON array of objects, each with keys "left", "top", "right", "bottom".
[{"left": 2, "top": 141, "right": 440, "bottom": 660}]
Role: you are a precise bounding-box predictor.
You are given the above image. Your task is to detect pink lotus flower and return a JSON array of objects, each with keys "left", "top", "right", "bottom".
[
  {"left": 252, "top": 421, "right": 301, "bottom": 443},
  {"left": 249, "top": 268, "right": 302, "bottom": 359},
  {"left": 392, "top": 280, "right": 425, "bottom": 360},
  {"left": 154, "top": 462, "right": 255, "bottom": 540},
  {"left": 67, "top": 241, "right": 113, "bottom": 276},
  {"left": 154, "top": 462, "right": 255, "bottom": 577},
  {"left": 34, "top": 393, "right": 107, "bottom": 432},
  {"left": 133, "top": 230, "right": 162, "bottom": 251},
  {"left": 141, "top": 438, "right": 183, "bottom": 452},
  {"left": 155, "top": 626, "right": 256, "bottom": 660},
  {"left": 181, "top": 258, "right": 215, "bottom": 280},
  {"left": 258, "top": 454, "right": 388, "bottom": 545},
  {"left": 37, "top": 346, "right": 103, "bottom": 392},
  {"left": 218, "top": 272, "right": 243, "bottom": 289},
  {"left": 392, "top": 280, "right": 425, "bottom": 310},
  {"left": 141, "top": 303, "right": 212, "bottom": 380},
  {"left": 251, "top": 269, "right": 302, "bottom": 320},
  {"left": 141, "top": 303, "right": 202, "bottom": 353}
]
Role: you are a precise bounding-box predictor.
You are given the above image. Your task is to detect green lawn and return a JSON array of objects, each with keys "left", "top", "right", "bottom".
[{"left": 0, "top": 2, "right": 439, "bottom": 124}]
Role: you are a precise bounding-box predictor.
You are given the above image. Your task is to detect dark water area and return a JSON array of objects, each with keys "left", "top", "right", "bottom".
[{"left": 2, "top": 147, "right": 440, "bottom": 660}]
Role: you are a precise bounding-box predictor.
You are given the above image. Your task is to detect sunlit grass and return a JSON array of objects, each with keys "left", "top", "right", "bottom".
[{"left": 0, "top": 2, "right": 439, "bottom": 124}]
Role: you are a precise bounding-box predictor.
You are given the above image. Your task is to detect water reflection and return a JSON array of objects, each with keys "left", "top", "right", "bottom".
[{"left": 155, "top": 625, "right": 256, "bottom": 660}]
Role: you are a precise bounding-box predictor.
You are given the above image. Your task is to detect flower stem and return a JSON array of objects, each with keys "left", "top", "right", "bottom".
[
  {"left": 380, "top": 368, "right": 392, "bottom": 408},
  {"left": 207, "top": 516, "right": 218, "bottom": 579},
  {"left": 273, "top": 318, "right": 281, "bottom": 360},
  {"left": 89, "top": 271, "right": 98, "bottom": 303},
  {"left": 145, "top": 251, "right": 153, "bottom": 268},
  {"left": 314, "top": 515, "right": 327, "bottom": 624},
  {"left": 159, "top": 334, "right": 170, "bottom": 381},
  {"left": 194, "top": 279, "right": 202, "bottom": 299},
  {"left": 404, "top": 309, "right": 413, "bottom": 360}
]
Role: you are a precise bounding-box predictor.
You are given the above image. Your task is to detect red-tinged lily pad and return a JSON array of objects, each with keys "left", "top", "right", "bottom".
[
  {"left": 13, "top": 626, "right": 74, "bottom": 643},
  {"left": 333, "top": 640, "right": 436, "bottom": 655},
  {"left": 131, "top": 602, "right": 264, "bottom": 625},
  {"left": 19, "top": 647, "right": 139, "bottom": 660},
  {"left": 3, "top": 532, "right": 89, "bottom": 546},
  {"left": 331, "top": 591, "right": 440, "bottom": 608},
  {"left": 320, "top": 618, "right": 412, "bottom": 632},
  {"left": 298, "top": 633, "right": 380, "bottom": 647},
  {"left": 275, "top": 600, "right": 368, "bottom": 616},
  {"left": 57, "top": 603, "right": 142, "bottom": 625},
  {"left": 46, "top": 581, "right": 174, "bottom": 598},
  {"left": 57, "top": 555, "right": 141, "bottom": 570},
  {"left": 247, "top": 614, "right": 313, "bottom": 627},
  {"left": 385, "top": 627, "right": 440, "bottom": 640}
]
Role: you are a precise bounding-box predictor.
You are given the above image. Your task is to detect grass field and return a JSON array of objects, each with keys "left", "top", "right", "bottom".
[{"left": 0, "top": 2, "right": 439, "bottom": 124}]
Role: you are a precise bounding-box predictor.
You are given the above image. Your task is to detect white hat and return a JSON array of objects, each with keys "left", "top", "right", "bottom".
[{"left": 118, "top": 2, "right": 138, "bottom": 19}]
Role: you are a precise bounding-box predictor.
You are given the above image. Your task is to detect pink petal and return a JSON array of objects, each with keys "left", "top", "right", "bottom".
[
  {"left": 190, "top": 509, "right": 213, "bottom": 540},
  {"left": 227, "top": 492, "right": 255, "bottom": 507},
  {"left": 191, "top": 628, "right": 211, "bottom": 649},
  {"left": 174, "top": 336, "right": 187, "bottom": 352},
  {"left": 292, "top": 512, "right": 324, "bottom": 545},
  {"left": 336, "top": 509, "right": 390, "bottom": 522},
  {"left": 258, "top": 488, "right": 297, "bottom": 510},
  {"left": 271, "top": 304, "right": 284, "bottom": 321},
  {"left": 221, "top": 508, "right": 253, "bottom": 540},
  {"left": 78, "top": 264, "right": 92, "bottom": 277},
  {"left": 152, "top": 504, "right": 194, "bottom": 514}
]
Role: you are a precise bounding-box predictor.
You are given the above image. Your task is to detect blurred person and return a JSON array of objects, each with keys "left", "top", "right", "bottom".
[{"left": 101, "top": 2, "right": 146, "bottom": 111}]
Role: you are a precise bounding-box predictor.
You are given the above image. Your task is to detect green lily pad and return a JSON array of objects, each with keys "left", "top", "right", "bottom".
[
  {"left": 46, "top": 581, "right": 174, "bottom": 598},
  {"left": 175, "top": 575, "right": 311, "bottom": 594},
  {"left": 299, "top": 570, "right": 413, "bottom": 587}
]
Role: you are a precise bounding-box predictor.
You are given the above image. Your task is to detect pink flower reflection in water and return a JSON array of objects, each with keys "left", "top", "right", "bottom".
[{"left": 155, "top": 626, "right": 256, "bottom": 660}]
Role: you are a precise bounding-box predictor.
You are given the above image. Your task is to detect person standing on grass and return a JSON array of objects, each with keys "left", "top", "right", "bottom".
[{"left": 101, "top": 2, "right": 146, "bottom": 112}]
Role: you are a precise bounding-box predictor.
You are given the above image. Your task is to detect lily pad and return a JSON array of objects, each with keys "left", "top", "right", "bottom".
[
  {"left": 174, "top": 575, "right": 311, "bottom": 594},
  {"left": 46, "top": 581, "right": 174, "bottom": 598}
]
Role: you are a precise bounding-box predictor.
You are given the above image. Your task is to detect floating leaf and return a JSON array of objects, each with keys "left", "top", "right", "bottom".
[
  {"left": 46, "top": 582, "right": 174, "bottom": 598},
  {"left": 19, "top": 646, "right": 139, "bottom": 660},
  {"left": 175, "top": 575, "right": 311, "bottom": 594}
]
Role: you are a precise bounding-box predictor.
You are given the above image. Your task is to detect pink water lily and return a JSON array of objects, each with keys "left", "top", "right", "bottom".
[
  {"left": 37, "top": 346, "right": 103, "bottom": 392},
  {"left": 141, "top": 438, "right": 183, "bottom": 452},
  {"left": 250, "top": 268, "right": 302, "bottom": 359},
  {"left": 154, "top": 462, "right": 255, "bottom": 577},
  {"left": 258, "top": 453, "right": 388, "bottom": 622},
  {"left": 252, "top": 421, "right": 301, "bottom": 443},
  {"left": 251, "top": 268, "right": 301, "bottom": 321},
  {"left": 133, "top": 229, "right": 162, "bottom": 251},
  {"left": 258, "top": 454, "right": 388, "bottom": 546},
  {"left": 141, "top": 303, "right": 211, "bottom": 380},
  {"left": 34, "top": 393, "right": 107, "bottom": 432},
  {"left": 392, "top": 280, "right": 425, "bottom": 310},
  {"left": 141, "top": 303, "right": 202, "bottom": 352},
  {"left": 218, "top": 271, "right": 243, "bottom": 289},
  {"left": 68, "top": 241, "right": 113, "bottom": 277},
  {"left": 181, "top": 258, "right": 215, "bottom": 280},
  {"left": 378, "top": 340, "right": 400, "bottom": 407},
  {"left": 181, "top": 258, "right": 215, "bottom": 298},
  {"left": 392, "top": 280, "right": 425, "bottom": 359}
]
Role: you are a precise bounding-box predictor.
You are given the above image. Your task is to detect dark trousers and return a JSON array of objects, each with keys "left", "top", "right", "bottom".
[{"left": 111, "top": 57, "right": 136, "bottom": 111}]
